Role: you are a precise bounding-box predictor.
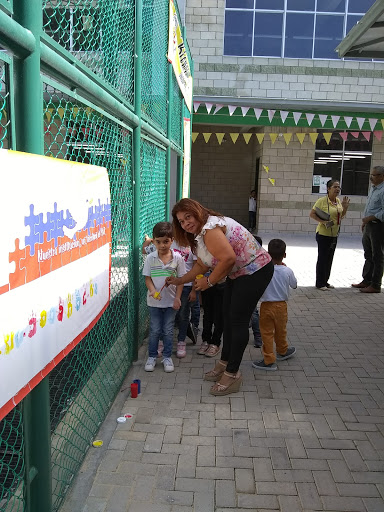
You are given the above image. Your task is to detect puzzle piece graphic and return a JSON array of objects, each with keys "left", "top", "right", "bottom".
[
  {"left": 23, "top": 243, "right": 40, "bottom": 284},
  {"left": 9, "top": 238, "right": 26, "bottom": 290},
  {"left": 48, "top": 203, "right": 63, "bottom": 245},
  {"left": 24, "top": 205, "right": 41, "bottom": 256}
]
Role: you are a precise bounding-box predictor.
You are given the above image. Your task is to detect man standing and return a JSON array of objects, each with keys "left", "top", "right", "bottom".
[
  {"left": 352, "top": 166, "right": 384, "bottom": 293},
  {"left": 249, "top": 189, "right": 257, "bottom": 232}
]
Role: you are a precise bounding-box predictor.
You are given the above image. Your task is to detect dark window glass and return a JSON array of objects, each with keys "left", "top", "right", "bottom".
[
  {"left": 314, "top": 14, "right": 343, "bottom": 59},
  {"left": 224, "top": 11, "right": 253, "bottom": 56},
  {"left": 253, "top": 13, "right": 283, "bottom": 57},
  {"left": 255, "top": 0, "right": 284, "bottom": 10},
  {"left": 287, "top": 0, "right": 315, "bottom": 10},
  {"left": 341, "top": 160, "right": 371, "bottom": 195},
  {"left": 316, "top": 131, "right": 342, "bottom": 151},
  {"left": 346, "top": 14, "right": 363, "bottom": 34},
  {"left": 226, "top": 0, "right": 254, "bottom": 8},
  {"left": 285, "top": 13, "right": 314, "bottom": 58},
  {"left": 317, "top": 0, "right": 345, "bottom": 13},
  {"left": 348, "top": 0, "right": 375, "bottom": 14}
]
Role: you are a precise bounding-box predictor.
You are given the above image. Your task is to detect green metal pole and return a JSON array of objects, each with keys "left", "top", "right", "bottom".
[
  {"left": 177, "top": 101, "right": 184, "bottom": 201},
  {"left": 132, "top": 0, "right": 143, "bottom": 361},
  {"left": 166, "top": 63, "right": 173, "bottom": 218},
  {"left": 13, "top": 1, "right": 52, "bottom": 511}
]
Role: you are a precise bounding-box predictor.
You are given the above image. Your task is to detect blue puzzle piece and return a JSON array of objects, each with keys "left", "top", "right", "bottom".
[
  {"left": 48, "top": 203, "right": 63, "bottom": 246},
  {"left": 24, "top": 204, "right": 41, "bottom": 256}
]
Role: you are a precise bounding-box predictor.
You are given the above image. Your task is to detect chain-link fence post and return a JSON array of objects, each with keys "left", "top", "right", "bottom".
[
  {"left": 166, "top": 62, "right": 173, "bottom": 216},
  {"left": 14, "top": 1, "right": 52, "bottom": 511}
]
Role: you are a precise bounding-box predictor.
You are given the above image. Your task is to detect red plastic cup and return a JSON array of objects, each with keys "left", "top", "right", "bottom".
[{"left": 130, "top": 382, "right": 138, "bottom": 398}]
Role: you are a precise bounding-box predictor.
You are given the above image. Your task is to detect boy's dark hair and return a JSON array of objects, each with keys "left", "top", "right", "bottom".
[
  {"left": 153, "top": 221, "right": 173, "bottom": 238},
  {"left": 268, "top": 239, "right": 286, "bottom": 260},
  {"left": 253, "top": 234, "right": 262, "bottom": 246}
]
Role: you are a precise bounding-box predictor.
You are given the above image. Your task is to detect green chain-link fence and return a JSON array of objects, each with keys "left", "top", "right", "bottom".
[{"left": 0, "top": 0, "right": 192, "bottom": 510}]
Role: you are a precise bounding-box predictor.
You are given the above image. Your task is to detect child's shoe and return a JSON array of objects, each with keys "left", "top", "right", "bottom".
[
  {"left": 157, "top": 340, "right": 164, "bottom": 358},
  {"left": 145, "top": 356, "right": 157, "bottom": 372},
  {"left": 252, "top": 359, "right": 277, "bottom": 371},
  {"left": 276, "top": 347, "right": 296, "bottom": 360},
  {"left": 176, "top": 342, "right": 187, "bottom": 358},
  {"left": 254, "top": 337, "right": 262, "bottom": 348},
  {"left": 162, "top": 357, "right": 174, "bottom": 372},
  {"left": 197, "top": 341, "right": 209, "bottom": 355}
]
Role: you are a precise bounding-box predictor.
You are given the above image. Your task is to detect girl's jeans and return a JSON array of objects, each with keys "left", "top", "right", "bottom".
[{"left": 148, "top": 307, "right": 176, "bottom": 358}]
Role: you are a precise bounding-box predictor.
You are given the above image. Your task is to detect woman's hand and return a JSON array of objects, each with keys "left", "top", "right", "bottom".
[
  {"left": 342, "top": 196, "right": 350, "bottom": 209},
  {"left": 165, "top": 275, "right": 182, "bottom": 287},
  {"left": 194, "top": 276, "right": 209, "bottom": 292}
]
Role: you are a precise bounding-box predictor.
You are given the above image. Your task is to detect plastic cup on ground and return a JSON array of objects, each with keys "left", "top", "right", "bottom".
[{"left": 130, "top": 383, "right": 138, "bottom": 398}]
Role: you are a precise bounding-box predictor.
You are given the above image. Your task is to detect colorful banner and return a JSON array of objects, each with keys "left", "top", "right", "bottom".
[
  {"left": 0, "top": 149, "right": 111, "bottom": 421},
  {"left": 168, "top": 0, "right": 193, "bottom": 112},
  {"left": 182, "top": 117, "right": 191, "bottom": 198}
]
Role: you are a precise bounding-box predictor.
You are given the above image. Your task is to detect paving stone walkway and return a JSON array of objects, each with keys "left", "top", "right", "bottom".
[{"left": 62, "top": 233, "right": 384, "bottom": 512}]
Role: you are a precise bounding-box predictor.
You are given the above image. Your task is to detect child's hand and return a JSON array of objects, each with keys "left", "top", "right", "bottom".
[
  {"left": 188, "top": 290, "right": 196, "bottom": 302},
  {"left": 173, "top": 297, "right": 181, "bottom": 310},
  {"left": 149, "top": 290, "right": 161, "bottom": 300}
]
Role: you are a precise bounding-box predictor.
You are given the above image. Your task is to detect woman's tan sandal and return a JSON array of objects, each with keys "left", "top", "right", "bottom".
[
  {"left": 203, "top": 360, "right": 227, "bottom": 382},
  {"left": 205, "top": 344, "right": 221, "bottom": 357},
  {"left": 209, "top": 371, "right": 242, "bottom": 396}
]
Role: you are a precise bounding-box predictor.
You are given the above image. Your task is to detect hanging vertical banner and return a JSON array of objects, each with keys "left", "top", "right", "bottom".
[
  {"left": 168, "top": 0, "right": 193, "bottom": 111},
  {"left": 182, "top": 117, "right": 191, "bottom": 198},
  {"left": 0, "top": 149, "right": 111, "bottom": 422}
]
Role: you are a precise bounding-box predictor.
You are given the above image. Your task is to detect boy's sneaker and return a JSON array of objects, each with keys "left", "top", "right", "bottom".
[
  {"left": 197, "top": 341, "right": 209, "bottom": 355},
  {"left": 157, "top": 340, "right": 164, "bottom": 358},
  {"left": 162, "top": 357, "right": 174, "bottom": 372},
  {"left": 252, "top": 359, "right": 277, "bottom": 371},
  {"left": 276, "top": 347, "right": 296, "bottom": 361},
  {"left": 176, "top": 342, "right": 187, "bottom": 358},
  {"left": 254, "top": 337, "right": 262, "bottom": 348},
  {"left": 144, "top": 356, "right": 157, "bottom": 372}
]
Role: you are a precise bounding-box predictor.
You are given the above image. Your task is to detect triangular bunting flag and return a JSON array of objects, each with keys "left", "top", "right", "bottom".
[
  {"left": 85, "top": 106, "right": 93, "bottom": 117},
  {"left": 362, "top": 131, "right": 371, "bottom": 142},
  {"left": 283, "top": 133, "right": 292, "bottom": 145},
  {"left": 374, "top": 131, "right": 383, "bottom": 141},
  {"left": 331, "top": 115, "right": 340, "bottom": 128},
  {"left": 216, "top": 133, "right": 225, "bottom": 145},
  {"left": 256, "top": 133, "right": 265, "bottom": 144},
  {"left": 243, "top": 133, "right": 252, "bottom": 144},
  {"left": 263, "top": 165, "right": 269, "bottom": 173},
  {"left": 280, "top": 111, "right": 289, "bottom": 123},
  {"left": 202, "top": 132, "right": 212, "bottom": 143},
  {"left": 296, "top": 133, "right": 306, "bottom": 145},
  {"left": 319, "top": 114, "right": 328, "bottom": 127},
  {"left": 205, "top": 103, "right": 213, "bottom": 114},
  {"left": 293, "top": 112, "right": 302, "bottom": 125},
  {"left": 213, "top": 104, "right": 224, "bottom": 115},
  {"left": 72, "top": 107, "right": 79, "bottom": 119},
  {"left": 323, "top": 132, "right": 332, "bottom": 144},
  {"left": 268, "top": 110, "right": 276, "bottom": 122},
  {"left": 269, "top": 133, "right": 278, "bottom": 144},
  {"left": 57, "top": 107, "right": 65, "bottom": 119},
  {"left": 228, "top": 105, "right": 237, "bottom": 116},
  {"left": 305, "top": 113, "right": 315, "bottom": 126},
  {"left": 193, "top": 101, "right": 200, "bottom": 112},
  {"left": 344, "top": 116, "right": 353, "bottom": 128},
  {"left": 357, "top": 117, "right": 365, "bottom": 129},
  {"left": 381, "top": 119, "right": 384, "bottom": 130},
  {"left": 339, "top": 132, "right": 348, "bottom": 141},
  {"left": 230, "top": 133, "right": 239, "bottom": 144},
  {"left": 369, "top": 118, "right": 378, "bottom": 131},
  {"left": 241, "top": 106, "right": 249, "bottom": 116},
  {"left": 268, "top": 178, "right": 275, "bottom": 186},
  {"left": 192, "top": 132, "right": 199, "bottom": 143},
  {"left": 45, "top": 110, "right": 52, "bottom": 123},
  {"left": 351, "top": 132, "right": 359, "bottom": 138},
  {"left": 254, "top": 108, "right": 263, "bottom": 120},
  {"left": 309, "top": 133, "right": 319, "bottom": 145}
]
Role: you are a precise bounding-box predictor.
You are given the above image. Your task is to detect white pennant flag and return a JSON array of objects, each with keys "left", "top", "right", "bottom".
[
  {"left": 357, "top": 117, "right": 365, "bottom": 129},
  {"left": 253, "top": 108, "right": 263, "bottom": 120},
  {"left": 305, "top": 113, "right": 315, "bottom": 126},
  {"left": 293, "top": 112, "right": 302, "bottom": 125},
  {"left": 213, "top": 104, "right": 224, "bottom": 115},
  {"left": 319, "top": 114, "right": 328, "bottom": 127},
  {"left": 268, "top": 110, "right": 276, "bottom": 122},
  {"left": 228, "top": 105, "right": 237, "bottom": 116},
  {"left": 344, "top": 116, "right": 353, "bottom": 128},
  {"left": 241, "top": 106, "right": 249, "bottom": 116},
  {"left": 205, "top": 103, "right": 213, "bottom": 114},
  {"left": 331, "top": 115, "right": 340, "bottom": 128},
  {"left": 369, "top": 118, "right": 378, "bottom": 131},
  {"left": 280, "top": 111, "right": 289, "bottom": 123},
  {"left": 193, "top": 101, "right": 200, "bottom": 112}
]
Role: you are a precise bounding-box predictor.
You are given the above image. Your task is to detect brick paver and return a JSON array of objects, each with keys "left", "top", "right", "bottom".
[{"left": 62, "top": 233, "right": 384, "bottom": 512}]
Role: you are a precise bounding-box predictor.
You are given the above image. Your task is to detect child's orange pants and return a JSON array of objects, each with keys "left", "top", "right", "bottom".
[{"left": 260, "top": 301, "right": 289, "bottom": 365}]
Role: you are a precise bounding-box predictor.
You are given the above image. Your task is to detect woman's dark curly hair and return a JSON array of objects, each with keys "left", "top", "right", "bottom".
[{"left": 171, "top": 198, "right": 223, "bottom": 252}]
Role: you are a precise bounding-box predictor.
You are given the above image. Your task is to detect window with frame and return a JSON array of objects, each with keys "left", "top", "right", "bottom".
[
  {"left": 312, "top": 131, "right": 373, "bottom": 196},
  {"left": 224, "top": 0, "right": 376, "bottom": 59}
]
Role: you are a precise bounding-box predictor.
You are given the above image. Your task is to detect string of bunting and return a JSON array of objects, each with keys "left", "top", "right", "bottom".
[
  {"left": 193, "top": 102, "right": 384, "bottom": 131},
  {"left": 192, "top": 131, "right": 383, "bottom": 145}
]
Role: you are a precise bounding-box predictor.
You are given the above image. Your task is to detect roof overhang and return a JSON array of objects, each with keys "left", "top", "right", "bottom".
[{"left": 336, "top": 0, "right": 384, "bottom": 59}]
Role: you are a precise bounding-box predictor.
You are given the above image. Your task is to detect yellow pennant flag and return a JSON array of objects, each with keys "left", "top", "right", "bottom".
[
  {"left": 262, "top": 165, "right": 269, "bottom": 173},
  {"left": 85, "top": 106, "right": 93, "bottom": 117},
  {"left": 256, "top": 133, "right": 265, "bottom": 144},
  {"left": 309, "top": 132, "right": 319, "bottom": 145},
  {"left": 192, "top": 132, "right": 199, "bottom": 143},
  {"left": 283, "top": 133, "right": 292, "bottom": 145},
  {"left": 243, "top": 133, "right": 252, "bottom": 144},
  {"left": 230, "top": 133, "right": 239, "bottom": 144},
  {"left": 72, "top": 107, "right": 79, "bottom": 119},
  {"left": 45, "top": 109, "right": 52, "bottom": 123},
  {"left": 216, "top": 133, "right": 225, "bottom": 145},
  {"left": 296, "top": 133, "right": 306, "bottom": 145},
  {"left": 268, "top": 178, "right": 275, "bottom": 186},
  {"left": 323, "top": 132, "right": 332, "bottom": 144},
  {"left": 381, "top": 119, "right": 384, "bottom": 130},
  {"left": 57, "top": 107, "right": 65, "bottom": 120},
  {"left": 269, "top": 133, "right": 278, "bottom": 144},
  {"left": 202, "top": 133, "right": 212, "bottom": 143}
]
